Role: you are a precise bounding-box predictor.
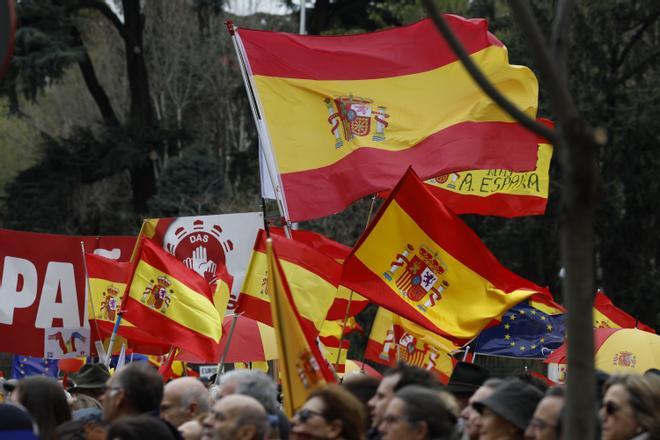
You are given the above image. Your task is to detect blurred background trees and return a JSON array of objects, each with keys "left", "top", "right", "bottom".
[{"left": 0, "top": 0, "right": 658, "bottom": 330}]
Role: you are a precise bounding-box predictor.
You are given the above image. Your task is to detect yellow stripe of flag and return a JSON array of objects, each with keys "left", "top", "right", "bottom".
[{"left": 128, "top": 260, "right": 221, "bottom": 341}]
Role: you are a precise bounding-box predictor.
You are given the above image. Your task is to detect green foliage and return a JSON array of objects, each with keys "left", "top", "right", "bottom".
[
  {"left": 4, "top": 0, "right": 84, "bottom": 109},
  {"left": 147, "top": 145, "right": 225, "bottom": 218}
]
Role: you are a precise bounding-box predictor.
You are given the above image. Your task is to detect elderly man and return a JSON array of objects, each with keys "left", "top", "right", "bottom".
[
  {"left": 525, "top": 387, "right": 564, "bottom": 440},
  {"left": 161, "top": 377, "right": 209, "bottom": 428},
  {"left": 366, "top": 362, "right": 440, "bottom": 440},
  {"left": 101, "top": 363, "right": 164, "bottom": 422},
  {"left": 201, "top": 394, "right": 268, "bottom": 440},
  {"left": 216, "top": 369, "right": 287, "bottom": 438}
]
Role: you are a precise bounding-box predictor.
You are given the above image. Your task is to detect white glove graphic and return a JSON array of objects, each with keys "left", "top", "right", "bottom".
[{"left": 184, "top": 246, "right": 217, "bottom": 277}]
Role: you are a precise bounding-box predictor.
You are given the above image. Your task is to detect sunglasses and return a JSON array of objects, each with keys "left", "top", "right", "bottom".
[
  {"left": 603, "top": 401, "right": 620, "bottom": 416},
  {"left": 296, "top": 408, "right": 325, "bottom": 423}
]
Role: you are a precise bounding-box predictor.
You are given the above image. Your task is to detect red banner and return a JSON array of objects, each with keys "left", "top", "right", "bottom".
[{"left": 0, "top": 229, "right": 135, "bottom": 357}]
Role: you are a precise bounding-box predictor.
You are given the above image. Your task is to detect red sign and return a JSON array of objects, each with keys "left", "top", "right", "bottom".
[{"left": 0, "top": 229, "right": 135, "bottom": 357}]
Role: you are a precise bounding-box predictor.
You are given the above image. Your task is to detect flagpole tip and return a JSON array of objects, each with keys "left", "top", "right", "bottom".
[{"left": 225, "top": 20, "right": 236, "bottom": 36}]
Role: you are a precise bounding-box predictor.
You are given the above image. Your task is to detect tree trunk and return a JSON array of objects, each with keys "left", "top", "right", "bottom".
[{"left": 122, "top": 0, "right": 156, "bottom": 213}]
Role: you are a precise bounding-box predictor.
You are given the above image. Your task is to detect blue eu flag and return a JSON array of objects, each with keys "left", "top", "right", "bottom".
[
  {"left": 11, "top": 356, "right": 59, "bottom": 379},
  {"left": 473, "top": 301, "right": 565, "bottom": 358}
]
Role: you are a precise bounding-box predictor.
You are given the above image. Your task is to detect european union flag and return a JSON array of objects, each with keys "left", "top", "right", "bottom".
[
  {"left": 473, "top": 301, "right": 565, "bottom": 358},
  {"left": 11, "top": 356, "right": 58, "bottom": 379}
]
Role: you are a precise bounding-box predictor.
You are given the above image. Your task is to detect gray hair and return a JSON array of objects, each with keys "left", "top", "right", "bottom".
[
  {"left": 219, "top": 370, "right": 278, "bottom": 414},
  {"left": 396, "top": 385, "right": 457, "bottom": 439},
  {"left": 180, "top": 384, "right": 209, "bottom": 414}
]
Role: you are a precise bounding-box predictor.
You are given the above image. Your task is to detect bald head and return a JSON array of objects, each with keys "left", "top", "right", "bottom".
[
  {"left": 202, "top": 394, "right": 269, "bottom": 440},
  {"left": 161, "top": 377, "right": 209, "bottom": 427}
]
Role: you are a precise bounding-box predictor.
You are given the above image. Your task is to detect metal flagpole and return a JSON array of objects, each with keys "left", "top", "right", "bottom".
[
  {"left": 214, "top": 313, "right": 241, "bottom": 384},
  {"left": 299, "top": 0, "right": 306, "bottom": 35},
  {"left": 337, "top": 195, "right": 378, "bottom": 367},
  {"left": 226, "top": 21, "right": 292, "bottom": 238},
  {"left": 105, "top": 221, "right": 145, "bottom": 367}
]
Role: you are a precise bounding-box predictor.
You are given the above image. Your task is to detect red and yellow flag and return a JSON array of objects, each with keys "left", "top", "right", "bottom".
[
  {"left": 593, "top": 290, "right": 654, "bottom": 333},
  {"left": 422, "top": 143, "right": 552, "bottom": 217},
  {"left": 236, "top": 231, "right": 338, "bottom": 333},
  {"left": 319, "top": 320, "right": 350, "bottom": 374},
  {"left": 342, "top": 168, "right": 550, "bottom": 343},
  {"left": 365, "top": 307, "right": 457, "bottom": 383},
  {"left": 270, "top": 227, "right": 369, "bottom": 320},
  {"left": 236, "top": 15, "right": 541, "bottom": 221},
  {"left": 85, "top": 253, "right": 168, "bottom": 354},
  {"left": 266, "top": 238, "right": 335, "bottom": 416},
  {"left": 123, "top": 239, "right": 223, "bottom": 362}
]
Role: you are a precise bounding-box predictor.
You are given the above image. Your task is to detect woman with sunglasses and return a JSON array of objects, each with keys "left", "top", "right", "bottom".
[
  {"left": 290, "top": 385, "right": 366, "bottom": 440},
  {"left": 600, "top": 374, "right": 660, "bottom": 440}
]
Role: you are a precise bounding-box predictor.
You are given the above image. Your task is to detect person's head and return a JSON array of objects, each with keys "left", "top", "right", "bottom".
[
  {"left": 367, "top": 362, "right": 439, "bottom": 429},
  {"left": 446, "top": 362, "right": 490, "bottom": 410},
  {"left": 600, "top": 374, "right": 660, "bottom": 440},
  {"left": 379, "top": 385, "right": 457, "bottom": 440},
  {"left": 525, "top": 386, "right": 564, "bottom": 440},
  {"left": 0, "top": 402, "right": 38, "bottom": 439},
  {"left": 341, "top": 374, "right": 380, "bottom": 429},
  {"left": 460, "top": 378, "right": 502, "bottom": 440},
  {"left": 101, "top": 362, "right": 163, "bottom": 422},
  {"left": 291, "top": 384, "right": 365, "bottom": 440},
  {"left": 13, "top": 376, "right": 71, "bottom": 440},
  {"left": 179, "top": 418, "right": 203, "bottom": 440},
  {"left": 106, "top": 414, "right": 176, "bottom": 440},
  {"left": 69, "top": 363, "right": 111, "bottom": 400},
  {"left": 202, "top": 394, "right": 268, "bottom": 440},
  {"left": 474, "top": 378, "right": 544, "bottom": 440},
  {"left": 217, "top": 370, "right": 278, "bottom": 414},
  {"left": 161, "top": 377, "right": 209, "bottom": 427}
]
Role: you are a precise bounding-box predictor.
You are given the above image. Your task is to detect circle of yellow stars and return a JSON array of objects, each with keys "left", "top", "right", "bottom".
[{"left": 504, "top": 309, "right": 554, "bottom": 352}]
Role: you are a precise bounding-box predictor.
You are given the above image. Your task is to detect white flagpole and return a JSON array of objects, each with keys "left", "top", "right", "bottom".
[{"left": 226, "top": 21, "right": 292, "bottom": 238}]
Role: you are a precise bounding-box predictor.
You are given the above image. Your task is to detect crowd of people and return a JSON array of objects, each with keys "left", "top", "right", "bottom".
[{"left": 0, "top": 360, "right": 658, "bottom": 440}]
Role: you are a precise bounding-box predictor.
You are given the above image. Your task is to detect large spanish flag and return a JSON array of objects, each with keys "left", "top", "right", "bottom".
[
  {"left": 235, "top": 15, "right": 541, "bottom": 221},
  {"left": 365, "top": 307, "right": 457, "bottom": 383},
  {"left": 593, "top": 290, "right": 655, "bottom": 333},
  {"left": 343, "top": 168, "right": 550, "bottom": 343},
  {"left": 422, "top": 143, "right": 552, "bottom": 217},
  {"left": 266, "top": 238, "right": 335, "bottom": 417},
  {"left": 235, "top": 230, "right": 339, "bottom": 332},
  {"left": 85, "top": 253, "right": 168, "bottom": 354},
  {"left": 123, "top": 239, "right": 223, "bottom": 362}
]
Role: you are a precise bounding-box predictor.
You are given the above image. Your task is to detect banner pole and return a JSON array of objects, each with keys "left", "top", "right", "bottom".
[
  {"left": 334, "top": 292, "right": 353, "bottom": 367},
  {"left": 215, "top": 313, "right": 240, "bottom": 384},
  {"left": 226, "top": 21, "right": 292, "bottom": 238}
]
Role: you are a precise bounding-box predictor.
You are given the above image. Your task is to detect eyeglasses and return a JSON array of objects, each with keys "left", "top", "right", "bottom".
[
  {"left": 603, "top": 401, "right": 620, "bottom": 416},
  {"left": 295, "top": 408, "right": 325, "bottom": 423}
]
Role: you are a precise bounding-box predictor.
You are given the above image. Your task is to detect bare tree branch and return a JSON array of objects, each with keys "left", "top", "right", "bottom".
[
  {"left": 617, "top": 46, "right": 660, "bottom": 84},
  {"left": 614, "top": 10, "right": 660, "bottom": 70},
  {"left": 551, "top": 0, "right": 573, "bottom": 83},
  {"left": 420, "top": 0, "right": 557, "bottom": 144}
]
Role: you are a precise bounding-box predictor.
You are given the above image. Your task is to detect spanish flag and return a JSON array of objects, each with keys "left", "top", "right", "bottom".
[
  {"left": 365, "top": 307, "right": 457, "bottom": 383},
  {"left": 235, "top": 15, "right": 540, "bottom": 222},
  {"left": 85, "top": 253, "right": 169, "bottom": 354},
  {"left": 422, "top": 143, "right": 552, "bottom": 217},
  {"left": 593, "top": 290, "right": 655, "bottom": 333},
  {"left": 268, "top": 227, "right": 369, "bottom": 320},
  {"left": 319, "top": 320, "right": 350, "bottom": 374},
  {"left": 236, "top": 230, "right": 338, "bottom": 333},
  {"left": 123, "top": 239, "right": 223, "bottom": 362},
  {"left": 266, "top": 237, "right": 335, "bottom": 416},
  {"left": 342, "top": 168, "right": 550, "bottom": 343}
]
